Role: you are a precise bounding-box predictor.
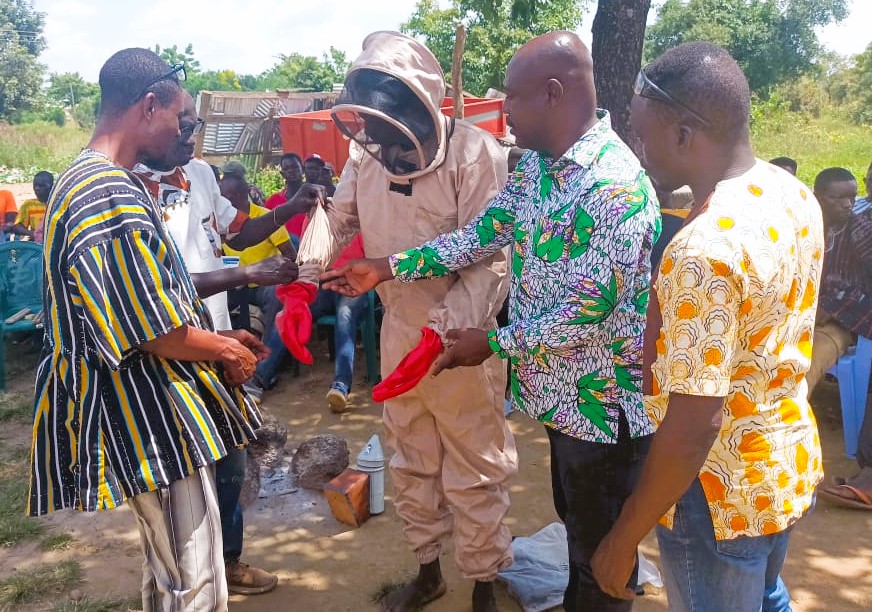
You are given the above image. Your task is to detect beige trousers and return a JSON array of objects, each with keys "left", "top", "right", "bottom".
[
  {"left": 807, "top": 319, "right": 854, "bottom": 396},
  {"left": 127, "top": 466, "right": 227, "bottom": 612},
  {"left": 383, "top": 358, "right": 517, "bottom": 582}
]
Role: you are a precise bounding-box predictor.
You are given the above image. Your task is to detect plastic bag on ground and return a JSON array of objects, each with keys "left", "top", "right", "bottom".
[{"left": 497, "top": 522, "right": 663, "bottom": 612}]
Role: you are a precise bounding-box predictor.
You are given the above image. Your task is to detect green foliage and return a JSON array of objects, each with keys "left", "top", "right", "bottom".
[
  {"left": 259, "top": 47, "right": 350, "bottom": 92},
  {"left": 44, "top": 72, "right": 100, "bottom": 128},
  {"left": 252, "top": 164, "right": 284, "bottom": 197},
  {"left": 151, "top": 42, "right": 348, "bottom": 95},
  {"left": 401, "top": 0, "right": 583, "bottom": 96},
  {"left": 752, "top": 108, "right": 872, "bottom": 188},
  {"left": 829, "top": 41, "right": 872, "bottom": 125},
  {"left": 0, "top": 121, "right": 87, "bottom": 176},
  {"left": 46, "top": 72, "right": 98, "bottom": 107},
  {"left": 187, "top": 69, "right": 244, "bottom": 96},
  {"left": 645, "top": 0, "right": 848, "bottom": 93},
  {"left": 154, "top": 43, "right": 200, "bottom": 74},
  {"left": 0, "top": 0, "right": 47, "bottom": 119}
]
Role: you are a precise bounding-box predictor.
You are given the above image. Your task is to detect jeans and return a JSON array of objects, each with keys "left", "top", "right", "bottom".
[
  {"left": 215, "top": 447, "right": 247, "bottom": 563},
  {"left": 858, "top": 393, "right": 872, "bottom": 469},
  {"left": 656, "top": 479, "right": 794, "bottom": 612},
  {"left": 252, "top": 285, "right": 287, "bottom": 388},
  {"left": 255, "top": 324, "right": 290, "bottom": 389},
  {"left": 309, "top": 289, "right": 368, "bottom": 391},
  {"left": 547, "top": 413, "right": 652, "bottom": 612}
]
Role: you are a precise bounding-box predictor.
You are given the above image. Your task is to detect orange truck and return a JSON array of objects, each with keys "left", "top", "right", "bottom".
[{"left": 278, "top": 97, "right": 506, "bottom": 173}]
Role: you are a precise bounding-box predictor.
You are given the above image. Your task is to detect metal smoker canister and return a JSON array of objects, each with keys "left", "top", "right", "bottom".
[{"left": 356, "top": 434, "right": 385, "bottom": 515}]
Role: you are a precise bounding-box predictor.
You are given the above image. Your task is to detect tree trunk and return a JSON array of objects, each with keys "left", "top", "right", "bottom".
[{"left": 591, "top": 0, "right": 652, "bottom": 143}]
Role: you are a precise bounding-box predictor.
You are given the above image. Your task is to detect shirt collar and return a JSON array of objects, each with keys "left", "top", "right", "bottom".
[{"left": 538, "top": 109, "right": 614, "bottom": 171}]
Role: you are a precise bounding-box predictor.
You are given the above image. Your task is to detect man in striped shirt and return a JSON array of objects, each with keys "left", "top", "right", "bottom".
[
  {"left": 29, "top": 48, "right": 265, "bottom": 611},
  {"left": 811, "top": 167, "right": 872, "bottom": 510}
]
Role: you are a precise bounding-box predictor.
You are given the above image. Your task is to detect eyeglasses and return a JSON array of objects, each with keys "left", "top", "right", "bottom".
[
  {"left": 180, "top": 118, "right": 204, "bottom": 138},
  {"left": 634, "top": 69, "right": 711, "bottom": 127},
  {"left": 132, "top": 63, "right": 187, "bottom": 103}
]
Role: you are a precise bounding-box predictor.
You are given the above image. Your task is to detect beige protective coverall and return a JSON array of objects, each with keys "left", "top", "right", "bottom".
[{"left": 296, "top": 31, "right": 517, "bottom": 580}]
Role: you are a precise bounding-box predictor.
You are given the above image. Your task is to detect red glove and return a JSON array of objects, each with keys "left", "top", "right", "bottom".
[
  {"left": 372, "top": 328, "right": 443, "bottom": 403},
  {"left": 275, "top": 281, "right": 318, "bottom": 365}
]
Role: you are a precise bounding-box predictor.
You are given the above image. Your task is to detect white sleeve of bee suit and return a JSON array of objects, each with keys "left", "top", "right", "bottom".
[{"left": 294, "top": 142, "right": 362, "bottom": 285}]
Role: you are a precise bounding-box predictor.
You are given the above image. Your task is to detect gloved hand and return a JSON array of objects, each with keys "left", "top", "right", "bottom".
[
  {"left": 275, "top": 281, "right": 318, "bottom": 365},
  {"left": 372, "top": 327, "right": 443, "bottom": 403}
]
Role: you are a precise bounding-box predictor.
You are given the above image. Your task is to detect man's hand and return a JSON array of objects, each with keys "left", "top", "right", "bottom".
[
  {"left": 215, "top": 335, "right": 258, "bottom": 386},
  {"left": 283, "top": 183, "right": 325, "bottom": 216},
  {"left": 431, "top": 328, "right": 493, "bottom": 376},
  {"left": 591, "top": 529, "right": 638, "bottom": 601},
  {"left": 321, "top": 257, "right": 394, "bottom": 296},
  {"left": 244, "top": 256, "right": 298, "bottom": 287},
  {"left": 218, "top": 329, "right": 270, "bottom": 363},
  {"left": 815, "top": 307, "right": 833, "bottom": 326}
]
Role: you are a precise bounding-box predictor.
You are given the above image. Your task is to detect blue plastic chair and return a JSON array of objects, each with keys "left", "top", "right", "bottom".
[
  {"left": 826, "top": 335, "right": 872, "bottom": 458},
  {"left": 316, "top": 290, "right": 380, "bottom": 385},
  {"left": 0, "top": 242, "right": 44, "bottom": 390}
]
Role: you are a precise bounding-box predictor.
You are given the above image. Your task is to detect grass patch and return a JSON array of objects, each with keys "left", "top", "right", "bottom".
[
  {"left": 0, "top": 560, "right": 82, "bottom": 606},
  {"left": 0, "top": 477, "right": 42, "bottom": 546},
  {"left": 0, "top": 122, "right": 88, "bottom": 179},
  {"left": 0, "top": 445, "right": 42, "bottom": 547},
  {"left": 51, "top": 595, "right": 141, "bottom": 612},
  {"left": 40, "top": 532, "right": 75, "bottom": 551},
  {"left": 0, "top": 392, "right": 32, "bottom": 423},
  {"left": 752, "top": 110, "right": 872, "bottom": 187}
]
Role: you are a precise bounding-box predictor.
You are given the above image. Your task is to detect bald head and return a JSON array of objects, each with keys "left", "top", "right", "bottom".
[
  {"left": 510, "top": 31, "right": 594, "bottom": 95},
  {"left": 504, "top": 31, "right": 597, "bottom": 156}
]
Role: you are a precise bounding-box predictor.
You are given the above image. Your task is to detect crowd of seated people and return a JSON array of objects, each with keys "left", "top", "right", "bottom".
[
  {"left": 217, "top": 153, "right": 372, "bottom": 411},
  {"left": 0, "top": 171, "right": 54, "bottom": 243}
]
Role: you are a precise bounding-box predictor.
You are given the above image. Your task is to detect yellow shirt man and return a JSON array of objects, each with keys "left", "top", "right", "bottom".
[
  {"left": 648, "top": 160, "right": 825, "bottom": 540},
  {"left": 223, "top": 203, "right": 293, "bottom": 280}
]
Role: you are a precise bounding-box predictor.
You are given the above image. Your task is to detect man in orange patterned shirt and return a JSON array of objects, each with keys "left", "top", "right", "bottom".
[{"left": 592, "top": 43, "right": 824, "bottom": 611}]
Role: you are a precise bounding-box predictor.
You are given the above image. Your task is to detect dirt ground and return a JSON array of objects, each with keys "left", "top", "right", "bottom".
[
  {"left": 0, "top": 182, "right": 35, "bottom": 205},
  {"left": 1, "top": 330, "right": 870, "bottom": 612}
]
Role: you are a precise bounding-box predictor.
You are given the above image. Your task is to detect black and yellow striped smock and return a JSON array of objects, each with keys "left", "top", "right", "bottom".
[{"left": 28, "top": 150, "right": 260, "bottom": 515}]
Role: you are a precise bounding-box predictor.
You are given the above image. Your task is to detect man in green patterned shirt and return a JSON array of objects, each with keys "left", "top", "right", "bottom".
[{"left": 324, "top": 31, "right": 660, "bottom": 611}]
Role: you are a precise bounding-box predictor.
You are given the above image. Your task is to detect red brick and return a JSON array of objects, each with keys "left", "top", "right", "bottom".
[{"left": 324, "top": 468, "right": 370, "bottom": 527}]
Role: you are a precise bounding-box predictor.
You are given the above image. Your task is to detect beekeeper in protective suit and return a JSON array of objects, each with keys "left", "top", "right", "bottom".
[{"left": 293, "top": 31, "right": 517, "bottom": 612}]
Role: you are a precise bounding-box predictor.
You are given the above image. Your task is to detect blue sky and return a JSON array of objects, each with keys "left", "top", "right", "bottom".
[{"left": 31, "top": 0, "right": 872, "bottom": 81}]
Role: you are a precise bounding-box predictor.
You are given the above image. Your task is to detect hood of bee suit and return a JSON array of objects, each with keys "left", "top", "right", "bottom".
[{"left": 331, "top": 31, "right": 450, "bottom": 181}]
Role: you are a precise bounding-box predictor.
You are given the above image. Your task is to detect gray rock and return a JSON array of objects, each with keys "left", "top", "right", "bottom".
[
  {"left": 290, "top": 434, "right": 350, "bottom": 490},
  {"left": 241, "top": 412, "right": 289, "bottom": 508},
  {"left": 248, "top": 414, "right": 288, "bottom": 469}
]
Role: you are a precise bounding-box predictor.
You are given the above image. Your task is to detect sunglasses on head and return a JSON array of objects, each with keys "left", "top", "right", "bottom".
[
  {"left": 634, "top": 69, "right": 711, "bottom": 127},
  {"left": 132, "top": 63, "right": 187, "bottom": 103}
]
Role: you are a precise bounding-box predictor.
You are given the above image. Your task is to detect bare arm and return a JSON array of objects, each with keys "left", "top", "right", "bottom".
[
  {"left": 225, "top": 184, "right": 323, "bottom": 250},
  {"left": 140, "top": 325, "right": 256, "bottom": 386},
  {"left": 191, "top": 257, "right": 299, "bottom": 297},
  {"left": 611, "top": 394, "right": 722, "bottom": 543}
]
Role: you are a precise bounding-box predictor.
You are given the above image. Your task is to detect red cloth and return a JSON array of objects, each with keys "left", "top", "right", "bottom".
[
  {"left": 275, "top": 282, "right": 318, "bottom": 364},
  {"left": 265, "top": 190, "right": 306, "bottom": 237},
  {"left": 372, "top": 328, "right": 443, "bottom": 403},
  {"left": 334, "top": 235, "right": 365, "bottom": 269}
]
